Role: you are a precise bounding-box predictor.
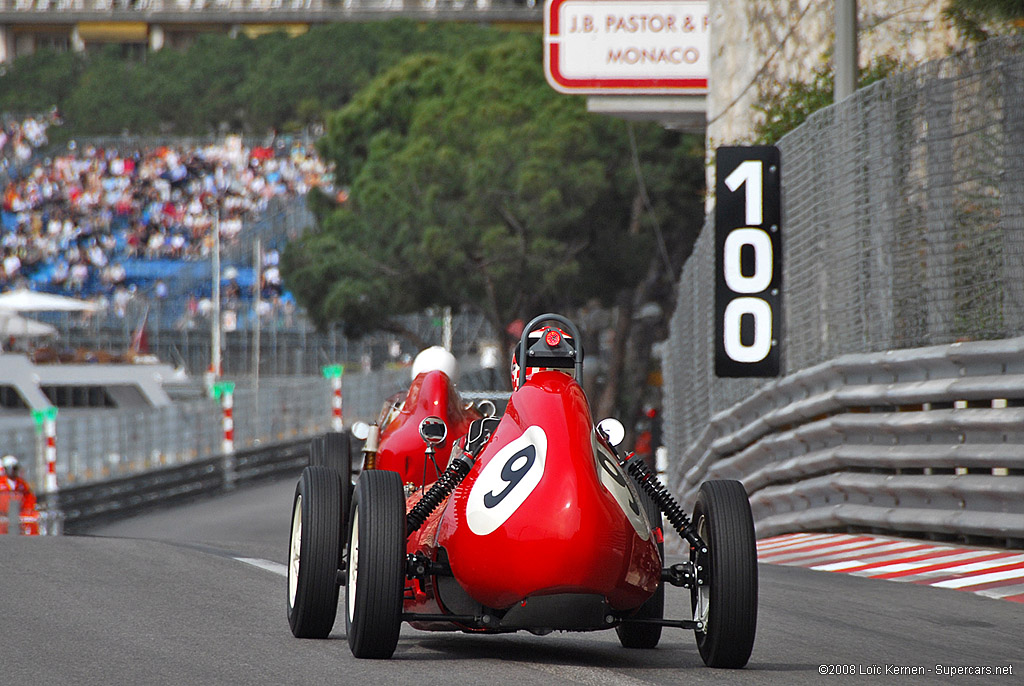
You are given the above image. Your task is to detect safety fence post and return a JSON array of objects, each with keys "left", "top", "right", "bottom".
[
  {"left": 323, "top": 364, "right": 344, "bottom": 432},
  {"left": 212, "top": 381, "right": 236, "bottom": 489},
  {"left": 31, "top": 406, "right": 61, "bottom": 535}
]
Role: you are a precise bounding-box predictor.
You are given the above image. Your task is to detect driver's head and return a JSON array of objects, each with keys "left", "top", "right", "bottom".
[
  {"left": 510, "top": 326, "right": 576, "bottom": 391},
  {"left": 411, "top": 346, "right": 459, "bottom": 382},
  {"left": 1, "top": 455, "right": 18, "bottom": 479}
]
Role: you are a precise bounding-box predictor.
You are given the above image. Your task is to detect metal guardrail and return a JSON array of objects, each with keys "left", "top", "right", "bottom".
[
  {"left": 669, "top": 336, "right": 1024, "bottom": 548},
  {"left": 58, "top": 436, "right": 314, "bottom": 532},
  {"left": 11, "top": 362, "right": 503, "bottom": 533}
]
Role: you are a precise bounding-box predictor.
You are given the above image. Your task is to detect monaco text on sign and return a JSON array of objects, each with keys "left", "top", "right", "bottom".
[{"left": 544, "top": 0, "right": 709, "bottom": 94}]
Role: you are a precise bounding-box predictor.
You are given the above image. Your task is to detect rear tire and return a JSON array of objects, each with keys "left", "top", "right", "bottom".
[
  {"left": 690, "top": 479, "right": 758, "bottom": 668},
  {"left": 346, "top": 470, "right": 406, "bottom": 659},
  {"left": 616, "top": 488, "right": 664, "bottom": 649},
  {"left": 311, "top": 431, "right": 354, "bottom": 552},
  {"left": 287, "top": 466, "right": 342, "bottom": 638}
]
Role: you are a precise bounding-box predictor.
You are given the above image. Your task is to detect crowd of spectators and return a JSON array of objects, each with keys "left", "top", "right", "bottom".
[
  {"left": 0, "top": 134, "right": 327, "bottom": 327},
  {"left": 0, "top": 110, "right": 59, "bottom": 166}
]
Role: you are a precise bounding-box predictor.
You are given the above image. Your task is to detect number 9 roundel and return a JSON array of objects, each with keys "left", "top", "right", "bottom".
[{"left": 466, "top": 426, "right": 547, "bottom": 536}]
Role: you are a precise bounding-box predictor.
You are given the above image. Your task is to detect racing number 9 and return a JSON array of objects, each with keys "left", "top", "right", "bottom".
[
  {"left": 714, "top": 146, "right": 782, "bottom": 378},
  {"left": 484, "top": 445, "right": 536, "bottom": 508}
]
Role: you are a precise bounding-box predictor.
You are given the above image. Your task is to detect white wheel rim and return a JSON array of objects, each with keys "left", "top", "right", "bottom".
[
  {"left": 347, "top": 507, "right": 360, "bottom": 623},
  {"left": 288, "top": 495, "right": 302, "bottom": 607},
  {"left": 693, "top": 513, "right": 710, "bottom": 631}
]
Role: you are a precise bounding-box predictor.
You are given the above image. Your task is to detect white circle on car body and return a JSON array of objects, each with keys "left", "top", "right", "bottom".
[
  {"left": 467, "top": 425, "right": 547, "bottom": 536},
  {"left": 592, "top": 435, "right": 650, "bottom": 541}
]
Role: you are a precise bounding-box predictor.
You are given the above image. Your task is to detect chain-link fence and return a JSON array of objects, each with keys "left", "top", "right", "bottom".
[
  {"left": 2, "top": 367, "right": 414, "bottom": 491},
  {"left": 664, "top": 36, "right": 1024, "bottom": 468},
  {"left": 55, "top": 310, "right": 493, "bottom": 376},
  {"left": 1, "top": 355, "right": 507, "bottom": 492}
]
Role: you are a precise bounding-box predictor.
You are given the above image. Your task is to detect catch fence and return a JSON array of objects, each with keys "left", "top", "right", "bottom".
[
  {"left": 3, "top": 368, "right": 411, "bottom": 491},
  {"left": 663, "top": 37, "right": 1024, "bottom": 526},
  {"left": 3, "top": 358, "right": 508, "bottom": 494}
]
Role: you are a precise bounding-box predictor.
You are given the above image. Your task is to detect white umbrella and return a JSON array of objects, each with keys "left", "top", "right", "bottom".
[
  {"left": 0, "top": 312, "right": 58, "bottom": 338},
  {"left": 0, "top": 288, "right": 101, "bottom": 313}
]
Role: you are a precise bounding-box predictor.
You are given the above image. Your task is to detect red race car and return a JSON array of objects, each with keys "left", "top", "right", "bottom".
[{"left": 286, "top": 314, "right": 758, "bottom": 668}]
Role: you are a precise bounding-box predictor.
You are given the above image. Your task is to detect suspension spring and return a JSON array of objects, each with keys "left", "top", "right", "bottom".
[
  {"left": 624, "top": 454, "right": 706, "bottom": 552},
  {"left": 406, "top": 453, "right": 473, "bottom": 535}
]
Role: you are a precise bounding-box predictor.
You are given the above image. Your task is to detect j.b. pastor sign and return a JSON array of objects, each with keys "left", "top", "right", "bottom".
[
  {"left": 544, "top": 0, "right": 708, "bottom": 94},
  {"left": 715, "top": 146, "right": 782, "bottom": 378}
]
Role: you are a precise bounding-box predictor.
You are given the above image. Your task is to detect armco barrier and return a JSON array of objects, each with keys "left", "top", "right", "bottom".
[
  {"left": 670, "top": 336, "right": 1024, "bottom": 548},
  {"left": 58, "top": 436, "right": 316, "bottom": 533}
]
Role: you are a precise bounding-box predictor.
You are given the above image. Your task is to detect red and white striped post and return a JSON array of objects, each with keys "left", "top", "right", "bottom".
[
  {"left": 212, "top": 381, "right": 237, "bottom": 490},
  {"left": 31, "top": 406, "right": 60, "bottom": 534},
  {"left": 322, "top": 364, "right": 344, "bottom": 432},
  {"left": 212, "top": 381, "right": 236, "bottom": 454},
  {"left": 32, "top": 407, "right": 59, "bottom": 494}
]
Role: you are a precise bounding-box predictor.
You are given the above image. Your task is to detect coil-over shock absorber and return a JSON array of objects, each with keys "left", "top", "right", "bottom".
[
  {"left": 406, "top": 451, "right": 474, "bottom": 534},
  {"left": 622, "top": 453, "right": 706, "bottom": 552}
]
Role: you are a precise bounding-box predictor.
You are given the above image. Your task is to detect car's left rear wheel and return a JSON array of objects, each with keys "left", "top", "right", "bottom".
[
  {"left": 287, "top": 466, "right": 342, "bottom": 638},
  {"left": 345, "top": 470, "right": 406, "bottom": 659}
]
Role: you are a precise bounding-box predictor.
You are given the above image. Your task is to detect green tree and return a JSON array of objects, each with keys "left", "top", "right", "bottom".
[
  {"left": 753, "top": 56, "right": 901, "bottom": 145},
  {"left": 0, "top": 20, "right": 517, "bottom": 136},
  {"left": 284, "top": 34, "right": 704, "bottom": 412},
  {"left": 944, "top": 0, "right": 1024, "bottom": 41},
  {"left": 0, "top": 50, "right": 83, "bottom": 114},
  {"left": 62, "top": 46, "right": 160, "bottom": 133}
]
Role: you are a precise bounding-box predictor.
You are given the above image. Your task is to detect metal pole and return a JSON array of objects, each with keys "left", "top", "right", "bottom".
[
  {"left": 253, "top": 239, "right": 262, "bottom": 438},
  {"left": 211, "top": 206, "right": 222, "bottom": 384},
  {"left": 834, "top": 0, "right": 858, "bottom": 102},
  {"left": 443, "top": 306, "right": 453, "bottom": 352}
]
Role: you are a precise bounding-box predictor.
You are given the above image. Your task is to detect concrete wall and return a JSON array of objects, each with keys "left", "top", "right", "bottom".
[{"left": 707, "top": 0, "right": 958, "bottom": 148}]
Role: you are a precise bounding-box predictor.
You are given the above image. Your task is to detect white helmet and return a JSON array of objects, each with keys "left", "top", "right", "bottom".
[
  {"left": 1, "top": 455, "right": 18, "bottom": 475},
  {"left": 410, "top": 346, "right": 459, "bottom": 382}
]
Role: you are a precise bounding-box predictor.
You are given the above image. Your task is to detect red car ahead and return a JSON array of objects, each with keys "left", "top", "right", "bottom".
[{"left": 286, "top": 314, "right": 758, "bottom": 668}]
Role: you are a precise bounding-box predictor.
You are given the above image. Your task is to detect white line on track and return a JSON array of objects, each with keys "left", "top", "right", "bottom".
[
  {"left": 527, "top": 663, "right": 656, "bottom": 686},
  {"left": 235, "top": 557, "right": 288, "bottom": 577}
]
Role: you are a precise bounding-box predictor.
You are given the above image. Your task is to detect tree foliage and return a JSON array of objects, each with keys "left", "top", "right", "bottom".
[
  {"left": 753, "top": 56, "right": 901, "bottom": 145},
  {"left": 0, "top": 20, "right": 511, "bottom": 134},
  {"left": 284, "top": 34, "right": 704, "bottom": 340},
  {"left": 944, "top": 0, "right": 1024, "bottom": 41}
]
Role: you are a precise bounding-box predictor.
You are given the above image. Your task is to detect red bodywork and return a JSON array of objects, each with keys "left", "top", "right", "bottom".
[
  {"left": 374, "top": 370, "right": 479, "bottom": 488},
  {"left": 375, "top": 368, "right": 661, "bottom": 631}
]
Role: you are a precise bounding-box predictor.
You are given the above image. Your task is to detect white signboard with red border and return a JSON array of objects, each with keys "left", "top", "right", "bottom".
[{"left": 544, "top": 0, "right": 709, "bottom": 95}]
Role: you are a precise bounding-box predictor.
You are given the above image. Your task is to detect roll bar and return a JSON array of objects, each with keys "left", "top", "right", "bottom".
[{"left": 517, "top": 313, "right": 585, "bottom": 389}]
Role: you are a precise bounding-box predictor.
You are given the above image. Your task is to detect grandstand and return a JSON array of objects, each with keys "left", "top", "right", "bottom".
[{"left": 2, "top": 132, "right": 321, "bottom": 338}]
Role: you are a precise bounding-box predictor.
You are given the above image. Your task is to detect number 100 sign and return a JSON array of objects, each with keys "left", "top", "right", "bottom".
[{"left": 714, "top": 146, "right": 781, "bottom": 378}]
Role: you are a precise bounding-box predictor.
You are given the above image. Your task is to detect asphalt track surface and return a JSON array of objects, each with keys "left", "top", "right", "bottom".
[{"left": 2, "top": 478, "right": 1022, "bottom": 686}]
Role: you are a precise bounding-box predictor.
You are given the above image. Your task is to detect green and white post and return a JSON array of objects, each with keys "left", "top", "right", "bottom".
[
  {"left": 31, "top": 406, "right": 60, "bottom": 534},
  {"left": 31, "top": 406, "right": 59, "bottom": 494},
  {"left": 323, "top": 364, "right": 344, "bottom": 432},
  {"left": 212, "top": 381, "right": 237, "bottom": 490},
  {"left": 212, "top": 381, "right": 236, "bottom": 455}
]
